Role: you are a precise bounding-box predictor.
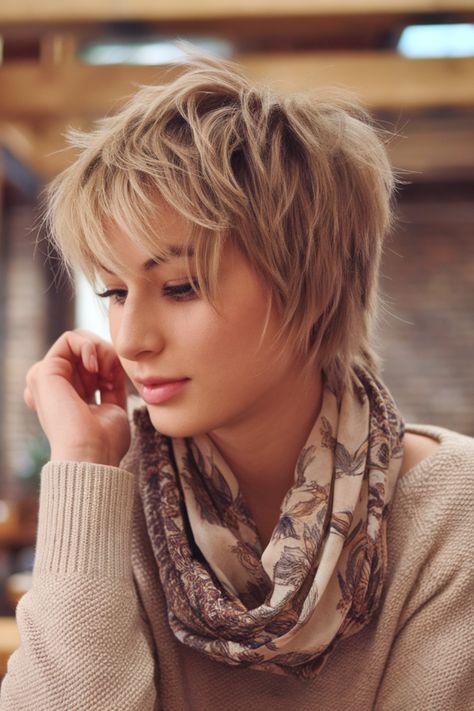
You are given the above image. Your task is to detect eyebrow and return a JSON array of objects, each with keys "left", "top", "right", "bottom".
[{"left": 99, "top": 245, "right": 195, "bottom": 275}]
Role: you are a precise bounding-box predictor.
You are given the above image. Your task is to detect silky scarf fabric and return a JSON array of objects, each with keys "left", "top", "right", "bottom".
[{"left": 136, "top": 366, "right": 404, "bottom": 679}]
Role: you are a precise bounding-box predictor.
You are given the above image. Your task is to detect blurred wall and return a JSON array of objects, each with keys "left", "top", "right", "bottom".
[
  {"left": 0, "top": 2, "right": 473, "bottom": 500},
  {"left": 381, "top": 187, "right": 474, "bottom": 434}
]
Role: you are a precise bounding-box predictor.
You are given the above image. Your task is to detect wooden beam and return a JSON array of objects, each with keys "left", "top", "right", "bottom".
[
  {"left": 0, "top": 0, "right": 473, "bottom": 23},
  {"left": 243, "top": 53, "right": 474, "bottom": 110},
  {"left": 0, "top": 53, "right": 473, "bottom": 120},
  {"left": 0, "top": 121, "right": 76, "bottom": 177}
]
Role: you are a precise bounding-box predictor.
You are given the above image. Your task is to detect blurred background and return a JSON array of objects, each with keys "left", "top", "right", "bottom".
[{"left": 0, "top": 0, "right": 473, "bottom": 657}]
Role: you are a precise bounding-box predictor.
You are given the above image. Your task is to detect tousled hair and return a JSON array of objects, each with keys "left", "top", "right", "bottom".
[{"left": 46, "top": 50, "right": 395, "bottom": 395}]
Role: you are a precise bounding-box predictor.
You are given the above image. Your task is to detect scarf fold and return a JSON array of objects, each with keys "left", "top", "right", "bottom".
[{"left": 136, "top": 366, "right": 404, "bottom": 678}]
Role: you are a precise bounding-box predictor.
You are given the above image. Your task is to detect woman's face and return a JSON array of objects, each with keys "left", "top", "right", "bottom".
[{"left": 101, "top": 205, "right": 300, "bottom": 439}]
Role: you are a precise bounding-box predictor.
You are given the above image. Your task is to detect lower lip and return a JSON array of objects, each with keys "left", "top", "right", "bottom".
[{"left": 138, "top": 379, "right": 189, "bottom": 405}]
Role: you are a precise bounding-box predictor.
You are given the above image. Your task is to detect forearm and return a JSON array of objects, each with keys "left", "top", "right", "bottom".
[{"left": 0, "top": 462, "right": 156, "bottom": 711}]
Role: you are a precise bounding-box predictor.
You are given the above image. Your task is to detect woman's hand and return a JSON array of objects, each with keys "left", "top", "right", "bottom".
[{"left": 24, "top": 330, "right": 131, "bottom": 467}]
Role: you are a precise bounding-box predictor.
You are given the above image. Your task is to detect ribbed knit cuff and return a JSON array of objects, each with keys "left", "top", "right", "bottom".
[{"left": 33, "top": 462, "right": 136, "bottom": 578}]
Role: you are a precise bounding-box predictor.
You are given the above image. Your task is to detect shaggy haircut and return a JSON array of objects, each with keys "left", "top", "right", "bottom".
[{"left": 46, "top": 51, "right": 395, "bottom": 395}]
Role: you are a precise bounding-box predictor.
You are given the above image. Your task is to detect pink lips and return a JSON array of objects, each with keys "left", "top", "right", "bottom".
[{"left": 136, "top": 378, "right": 190, "bottom": 405}]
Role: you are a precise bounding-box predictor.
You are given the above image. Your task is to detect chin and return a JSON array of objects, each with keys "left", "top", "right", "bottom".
[{"left": 144, "top": 405, "right": 211, "bottom": 439}]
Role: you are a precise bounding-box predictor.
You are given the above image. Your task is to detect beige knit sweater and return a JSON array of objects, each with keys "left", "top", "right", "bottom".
[{"left": 1, "top": 423, "right": 473, "bottom": 711}]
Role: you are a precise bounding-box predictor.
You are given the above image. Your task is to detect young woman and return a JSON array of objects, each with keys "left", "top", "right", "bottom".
[{"left": 1, "top": 54, "right": 472, "bottom": 710}]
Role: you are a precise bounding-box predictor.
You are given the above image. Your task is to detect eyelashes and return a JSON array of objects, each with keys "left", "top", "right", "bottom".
[
  {"left": 162, "top": 282, "right": 197, "bottom": 300},
  {"left": 95, "top": 288, "right": 127, "bottom": 305},
  {"left": 95, "top": 281, "right": 198, "bottom": 305}
]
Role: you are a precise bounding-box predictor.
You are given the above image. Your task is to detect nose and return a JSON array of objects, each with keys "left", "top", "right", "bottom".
[{"left": 112, "top": 298, "right": 165, "bottom": 362}]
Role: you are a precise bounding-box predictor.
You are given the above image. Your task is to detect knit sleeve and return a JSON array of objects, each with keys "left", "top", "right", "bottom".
[
  {"left": 0, "top": 462, "right": 157, "bottom": 711},
  {"left": 375, "top": 456, "right": 474, "bottom": 710}
]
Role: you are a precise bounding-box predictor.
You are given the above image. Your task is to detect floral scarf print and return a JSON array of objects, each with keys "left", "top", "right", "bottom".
[{"left": 136, "top": 366, "right": 404, "bottom": 679}]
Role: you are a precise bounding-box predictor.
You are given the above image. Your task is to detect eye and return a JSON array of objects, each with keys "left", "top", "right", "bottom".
[
  {"left": 162, "top": 281, "right": 199, "bottom": 302},
  {"left": 95, "top": 288, "right": 128, "bottom": 305}
]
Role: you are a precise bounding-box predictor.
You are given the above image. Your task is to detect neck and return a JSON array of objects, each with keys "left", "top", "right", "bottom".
[{"left": 208, "top": 368, "right": 323, "bottom": 544}]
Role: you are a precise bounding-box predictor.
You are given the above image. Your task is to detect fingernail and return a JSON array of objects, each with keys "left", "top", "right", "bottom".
[{"left": 90, "top": 354, "right": 99, "bottom": 372}]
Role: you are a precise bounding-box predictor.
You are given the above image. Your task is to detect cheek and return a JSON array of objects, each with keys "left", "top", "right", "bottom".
[
  {"left": 183, "top": 300, "right": 275, "bottom": 376},
  {"left": 108, "top": 312, "right": 119, "bottom": 343},
  {"left": 108, "top": 311, "right": 128, "bottom": 362}
]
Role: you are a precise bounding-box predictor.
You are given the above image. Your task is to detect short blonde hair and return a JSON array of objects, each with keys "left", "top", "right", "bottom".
[{"left": 46, "top": 51, "right": 395, "bottom": 395}]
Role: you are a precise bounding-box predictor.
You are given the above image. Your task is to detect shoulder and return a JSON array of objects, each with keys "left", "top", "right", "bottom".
[
  {"left": 384, "top": 425, "right": 474, "bottom": 629},
  {"left": 378, "top": 423, "right": 474, "bottom": 707},
  {"left": 399, "top": 423, "right": 474, "bottom": 488},
  {"left": 399, "top": 431, "right": 441, "bottom": 478},
  {"left": 389, "top": 423, "right": 474, "bottom": 555}
]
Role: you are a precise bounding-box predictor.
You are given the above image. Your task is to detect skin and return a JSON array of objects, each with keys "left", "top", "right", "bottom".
[
  {"left": 400, "top": 431, "right": 439, "bottom": 478},
  {"left": 25, "top": 205, "right": 323, "bottom": 543},
  {"left": 24, "top": 204, "right": 438, "bottom": 546}
]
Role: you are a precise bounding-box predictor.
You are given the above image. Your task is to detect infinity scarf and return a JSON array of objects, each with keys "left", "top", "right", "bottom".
[{"left": 136, "top": 366, "right": 404, "bottom": 679}]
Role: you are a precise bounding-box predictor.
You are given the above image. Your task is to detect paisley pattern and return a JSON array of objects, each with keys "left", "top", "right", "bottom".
[{"left": 136, "top": 366, "right": 404, "bottom": 678}]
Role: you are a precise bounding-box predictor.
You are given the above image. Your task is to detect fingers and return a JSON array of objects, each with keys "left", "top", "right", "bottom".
[
  {"left": 50, "top": 330, "right": 123, "bottom": 391},
  {"left": 22, "top": 330, "right": 131, "bottom": 464},
  {"left": 99, "top": 367, "right": 127, "bottom": 409},
  {"left": 80, "top": 339, "right": 99, "bottom": 374},
  {"left": 25, "top": 329, "right": 127, "bottom": 411},
  {"left": 24, "top": 361, "right": 41, "bottom": 410},
  {"left": 46, "top": 330, "right": 117, "bottom": 374},
  {"left": 24, "top": 385, "right": 35, "bottom": 410}
]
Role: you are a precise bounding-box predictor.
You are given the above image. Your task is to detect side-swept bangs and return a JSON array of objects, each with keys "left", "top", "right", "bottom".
[{"left": 46, "top": 51, "right": 395, "bottom": 395}]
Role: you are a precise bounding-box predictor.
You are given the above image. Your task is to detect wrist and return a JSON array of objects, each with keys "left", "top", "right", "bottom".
[{"left": 50, "top": 446, "right": 120, "bottom": 467}]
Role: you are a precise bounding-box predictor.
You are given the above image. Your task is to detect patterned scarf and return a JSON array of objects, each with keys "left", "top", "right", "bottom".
[{"left": 136, "top": 366, "right": 404, "bottom": 679}]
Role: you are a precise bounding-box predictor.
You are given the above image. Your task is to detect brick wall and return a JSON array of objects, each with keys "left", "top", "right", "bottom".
[
  {"left": 378, "top": 189, "right": 474, "bottom": 436},
  {"left": 1, "top": 205, "right": 47, "bottom": 497}
]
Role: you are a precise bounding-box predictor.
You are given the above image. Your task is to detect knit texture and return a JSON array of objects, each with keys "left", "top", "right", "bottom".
[{"left": 1, "top": 424, "right": 473, "bottom": 710}]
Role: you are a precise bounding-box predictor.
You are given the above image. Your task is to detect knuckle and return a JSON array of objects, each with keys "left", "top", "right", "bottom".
[
  {"left": 25, "top": 362, "right": 40, "bottom": 385},
  {"left": 74, "top": 328, "right": 93, "bottom": 338}
]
